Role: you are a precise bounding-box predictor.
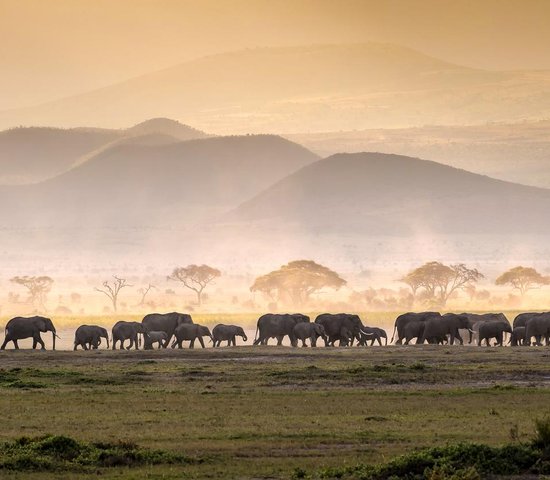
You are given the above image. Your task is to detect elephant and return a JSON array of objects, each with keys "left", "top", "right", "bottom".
[
  {"left": 212, "top": 324, "right": 248, "bottom": 347},
  {"left": 419, "top": 313, "right": 471, "bottom": 345},
  {"left": 338, "top": 326, "right": 354, "bottom": 347},
  {"left": 171, "top": 324, "right": 212, "bottom": 349},
  {"left": 462, "top": 313, "right": 509, "bottom": 343},
  {"left": 478, "top": 320, "right": 513, "bottom": 346},
  {"left": 402, "top": 321, "right": 426, "bottom": 345},
  {"left": 112, "top": 321, "right": 148, "bottom": 350},
  {"left": 1, "top": 316, "right": 58, "bottom": 350},
  {"left": 356, "top": 327, "right": 387, "bottom": 346},
  {"left": 510, "top": 326, "right": 527, "bottom": 346},
  {"left": 293, "top": 322, "right": 326, "bottom": 347},
  {"left": 391, "top": 312, "right": 441, "bottom": 344},
  {"left": 253, "top": 313, "right": 310, "bottom": 346},
  {"left": 142, "top": 312, "right": 193, "bottom": 348},
  {"left": 74, "top": 325, "right": 109, "bottom": 350},
  {"left": 315, "top": 313, "right": 370, "bottom": 347},
  {"left": 143, "top": 331, "right": 169, "bottom": 350},
  {"left": 513, "top": 312, "right": 542, "bottom": 329},
  {"left": 524, "top": 313, "right": 550, "bottom": 346}
]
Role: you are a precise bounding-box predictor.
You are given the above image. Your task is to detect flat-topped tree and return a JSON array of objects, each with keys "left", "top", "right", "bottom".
[
  {"left": 10, "top": 275, "right": 54, "bottom": 312},
  {"left": 496, "top": 266, "right": 549, "bottom": 297},
  {"left": 168, "top": 265, "right": 221, "bottom": 306},
  {"left": 250, "top": 260, "right": 346, "bottom": 308},
  {"left": 400, "top": 261, "right": 484, "bottom": 308}
]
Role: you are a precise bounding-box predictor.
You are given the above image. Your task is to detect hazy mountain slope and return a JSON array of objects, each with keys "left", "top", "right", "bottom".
[
  {"left": 0, "top": 118, "right": 209, "bottom": 184},
  {"left": 2, "top": 44, "right": 549, "bottom": 132},
  {"left": 0, "top": 127, "right": 119, "bottom": 184},
  {"left": 287, "top": 120, "right": 550, "bottom": 188},
  {"left": 0, "top": 135, "right": 318, "bottom": 227},
  {"left": 227, "top": 152, "right": 550, "bottom": 235}
]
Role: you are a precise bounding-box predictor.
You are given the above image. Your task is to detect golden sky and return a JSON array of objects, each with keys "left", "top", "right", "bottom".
[{"left": 1, "top": 0, "right": 550, "bottom": 109}]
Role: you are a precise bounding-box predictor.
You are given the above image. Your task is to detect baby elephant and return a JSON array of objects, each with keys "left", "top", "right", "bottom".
[
  {"left": 74, "top": 325, "right": 109, "bottom": 350},
  {"left": 510, "top": 326, "right": 526, "bottom": 346},
  {"left": 143, "top": 331, "right": 169, "bottom": 350},
  {"left": 293, "top": 322, "right": 326, "bottom": 347},
  {"left": 171, "top": 324, "right": 212, "bottom": 349},
  {"left": 212, "top": 324, "right": 247, "bottom": 347}
]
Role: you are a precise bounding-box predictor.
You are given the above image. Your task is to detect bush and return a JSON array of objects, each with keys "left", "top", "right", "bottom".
[{"left": 0, "top": 435, "right": 194, "bottom": 472}]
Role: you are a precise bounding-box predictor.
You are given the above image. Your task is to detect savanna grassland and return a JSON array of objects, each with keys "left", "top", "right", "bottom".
[{"left": 0, "top": 344, "right": 549, "bottom": 479}]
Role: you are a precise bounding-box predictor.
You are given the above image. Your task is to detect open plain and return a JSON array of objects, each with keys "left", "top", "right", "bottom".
[{"left": 0, "top": 344, "right": 549, "bottom": 479}]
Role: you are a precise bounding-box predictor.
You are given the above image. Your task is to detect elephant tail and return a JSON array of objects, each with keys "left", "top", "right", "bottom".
[{"left": 390, "top": 325, "right": 397, "bottom": 344}]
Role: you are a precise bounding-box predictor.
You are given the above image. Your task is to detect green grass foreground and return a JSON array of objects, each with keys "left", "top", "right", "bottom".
[{"left": 0, "top": 346, "right": 549, "bottom": 478}]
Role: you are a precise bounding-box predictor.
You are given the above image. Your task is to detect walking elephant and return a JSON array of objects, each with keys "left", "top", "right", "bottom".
[
  {"left": 142, "top": 312, "right": 193, "bottom": 348},
  {"left": 462, "top": 313, "right": 509, "bottom": 343},
  {"left": 524, "top": 313, "right": 550, "bottom": 346},
  {"left": 513, "top": 312, "right": 542, "bottom": 329},
  {"left": 315, "top": 313, "right": 369, "bottom": 347},
  {"left": 293, "top": 322, "right": 326, "bottom": 347},
  {"left": 478, "top": 320, "right": 512, "bottom": 346},
  {"left": 253, "top": 313, "right": 310, "bottom": 346},
  {"left": 112, "top": 321, "right": 148, "bottom": 350},
  {"left": 402, "top": 321, "right": 426, "bottom": 345},
  {"left": 212, "top": 324, "right": 248, "bottom": 347},
  {"left": 1, "top": 316, "right": 58, "bottom": 350},
  {"left": 420, "top": 313, "right": 471, "bottom": 345},
  {"left": 510, "top": 327, "right": 526, "bottom": 346},
  {"left": 143, "top": 331, "right": 169, "bottom": 350},
  {"left": 171, "top": 324, "right": 212, "bottom": 348},
  {"left": 74, "top": 325, "right": 109, "bottom": 350},
  {"left": 391, "top": 312, "right": 441, "bottom": 344},
  {"left": 356, "top": 327, "right": 387, "bottom": 346}
]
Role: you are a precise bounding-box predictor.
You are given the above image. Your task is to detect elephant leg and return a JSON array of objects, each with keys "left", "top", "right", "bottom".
[
  {"left": 189, "top": 338, "right": 195, "bottom": 348},
  {"left": 32, "top": 338, "right": 37, "bottom": 349},
  {"left": 34, "top": 334, "right": 45, "bottom": 350},
  {"left": 73, "top": 343, "right": 78, "bottom": 351},
  {"left": 0, "top": 337, "right": 9, "bottom": 350},
  {"left": 198, "top": 337, "right": 206, "bottom": 348},
  {"left": 276, "top": 335, "right": 283, "bottom": 346}
]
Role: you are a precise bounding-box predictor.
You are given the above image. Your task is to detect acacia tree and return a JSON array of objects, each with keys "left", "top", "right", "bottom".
[
  {"left": 495, "top": 266, "right": 549, "bottom": 297},
  {"left": 168, "top": 265, "right": 221, "bottom": 306},
  {"left": 95, "top": 276, "right": 132, "bottom": 312},
  {"left": 10, "top": 276, "right": 54, "bottom": 311},
  {"left": 399, "top": 261, "right": 484, "bottom": 307},
  {"left": 250, "top": 260, "right": 346, "bottom": 307}
]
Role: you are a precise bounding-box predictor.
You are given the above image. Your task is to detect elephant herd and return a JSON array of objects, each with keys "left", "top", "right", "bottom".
[
  {"left": 1, "top": 310, "right": 550, "bottom": 351},
  {"left": 391, "top": 311, "right": 550, "bottom": 347}
]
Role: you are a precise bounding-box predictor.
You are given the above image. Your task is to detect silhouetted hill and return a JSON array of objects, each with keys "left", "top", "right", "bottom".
[
  {"left": 126, "top": 118, "right": 211, "bottom": 141},
  {"left": 0, "top": 119, "right": 210, "bottom": 184},
  {"left": 287, "top": 120, "right": 550, "bottom": 188},
  {"left": 226, "top": 152, "right": 550, "bottom": 234},
  {"left": 2, "top": 43, "right": 550, "bottom": 132},
  {"left": 0, "top": 135, "right": 318, "bottom": 227}
]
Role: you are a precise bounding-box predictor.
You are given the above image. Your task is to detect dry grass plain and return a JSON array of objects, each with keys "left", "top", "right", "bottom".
[{"left": 0, "top": 344, "right": 548, "bottom": 479}]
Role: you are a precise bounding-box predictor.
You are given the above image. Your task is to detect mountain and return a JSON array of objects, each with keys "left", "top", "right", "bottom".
[
  {"left": 0, "top": 134, "right": 318, "bottom": 227},
  {"left": 0, "top": 118, "right": 209, "bottom": 184},
  {"left": 2, "top": 44, "right": 550, "bottom": 133},
  {"left": 287, "top": 120, "right": 550, "bottom": 188},
  {"left": 226, "top": 152, "right": 550, "bottom": 235},
  {"left": 126, "top": 118, "right": 210, "bottom": 141}
]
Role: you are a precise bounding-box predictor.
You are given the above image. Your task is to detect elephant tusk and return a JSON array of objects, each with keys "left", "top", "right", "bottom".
[{"left": 54, "top": 333, "right": 61, "bottom": 339}]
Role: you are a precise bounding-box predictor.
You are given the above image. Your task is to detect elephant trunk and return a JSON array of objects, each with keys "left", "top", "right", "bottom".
[
  {"left": 52, "top": 330, "right": 56, "bottom": 351},
  {"left": 105, "top": 335, "right": 109, "bottom": 349},
  {"left": 242, "top": 335, "right": 248, "bottom": 342}
]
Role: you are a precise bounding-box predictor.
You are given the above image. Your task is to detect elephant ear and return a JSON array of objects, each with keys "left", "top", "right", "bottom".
[{"left": 35, "top": 317, "right": 47, "bottom": 331}]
